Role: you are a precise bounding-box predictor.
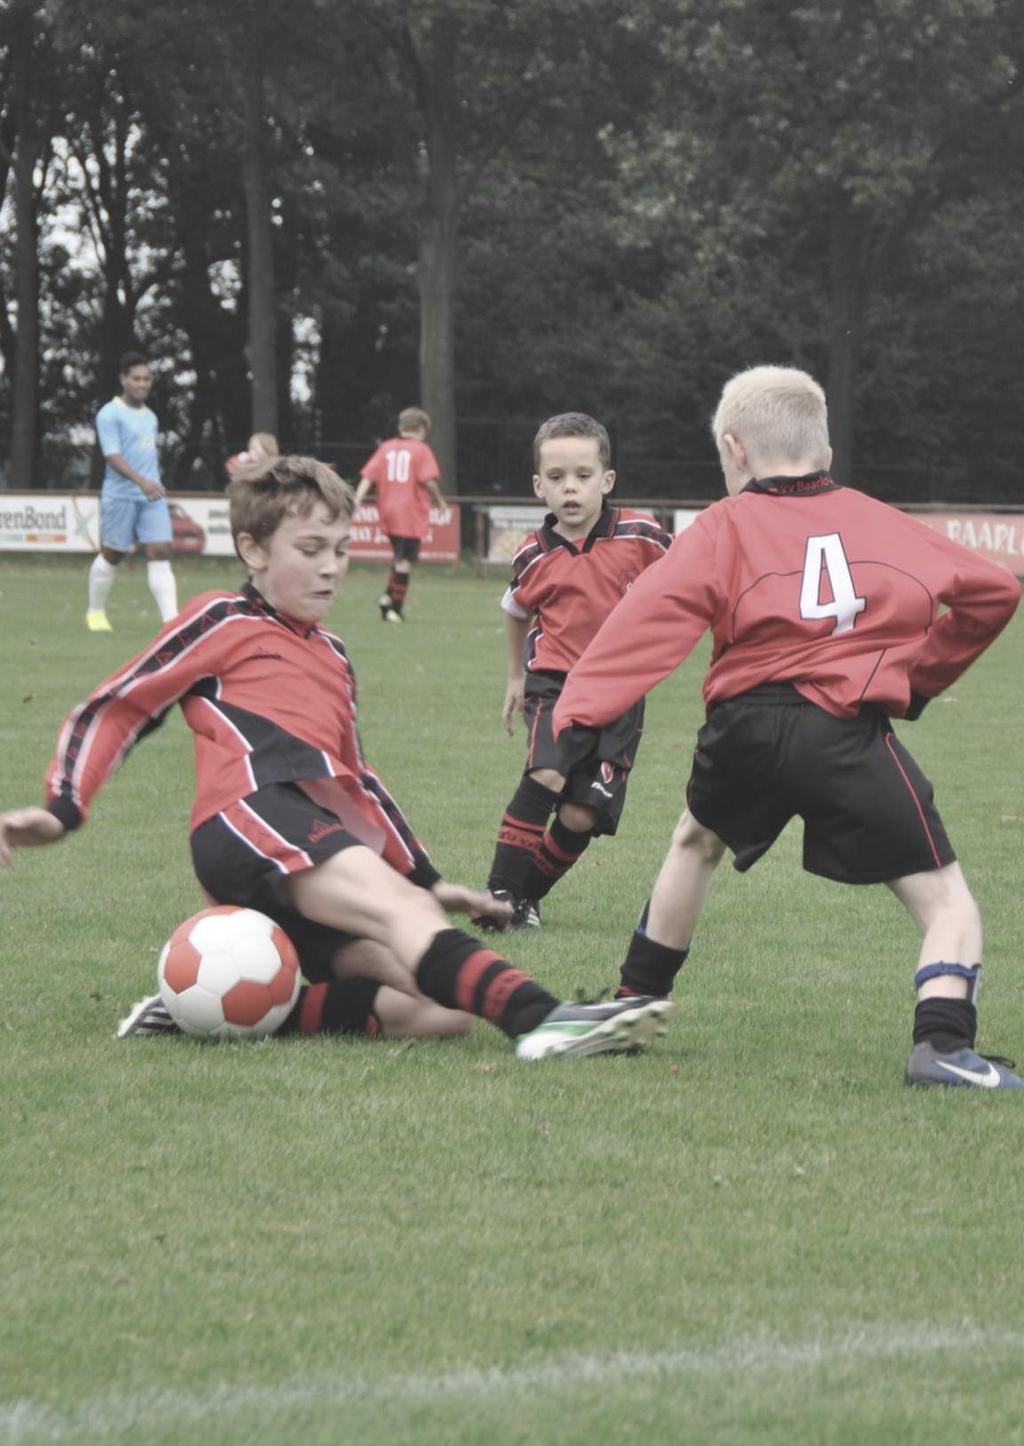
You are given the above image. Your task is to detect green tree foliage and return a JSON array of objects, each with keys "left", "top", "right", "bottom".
[{"left": 0, "top": 0, "right": 1020, "bottom": 498}]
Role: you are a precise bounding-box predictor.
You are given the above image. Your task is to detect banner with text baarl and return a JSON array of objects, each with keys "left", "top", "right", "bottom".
[{"left": 911, "top": 511, "right": 1024, "bottom": 575}]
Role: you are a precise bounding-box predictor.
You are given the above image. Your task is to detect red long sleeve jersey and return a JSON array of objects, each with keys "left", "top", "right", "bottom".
[
  {"left": 45, "top": 585, "right": 437, "bottom": 881},
  {"left": 503, "top": 506, "right": 673, "bottom": 674},
  {"left": 554, "top": 475, "right": 1021, "bottom": 731}
]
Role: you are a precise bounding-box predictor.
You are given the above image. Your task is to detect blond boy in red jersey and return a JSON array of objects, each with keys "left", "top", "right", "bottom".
[{"left": 554, "top": 367, "right": 1021, "bottom": 1089}]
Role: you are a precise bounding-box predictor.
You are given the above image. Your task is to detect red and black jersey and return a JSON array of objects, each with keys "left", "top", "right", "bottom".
[
  {"left": 503, "top": 504, "right": 672, "bottom": 675},
  {"left": 359, "top": 436, "right": 440, "bottom": 539},
  {"left": 45, "top": 583, "right": 438, "bottom": 883},
  {"left": 554, "top": 474, "right": 1021, "bottom": 731}
]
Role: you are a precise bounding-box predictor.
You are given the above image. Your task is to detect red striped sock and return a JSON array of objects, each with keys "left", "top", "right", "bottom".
[
  {"left": 415, "top": 928, "right": 556, "bottom": 1038},
  {"left": 519, "top": 816, "right": 593, "bottom": 901}
]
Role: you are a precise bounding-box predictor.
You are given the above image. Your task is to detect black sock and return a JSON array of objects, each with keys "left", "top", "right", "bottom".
[
  {"left": 387, "top": 568, "right": 409, "bottom": 612},
  {"left": 617, "top": 901, "right": 688, "bottom": 997},
  {"left": 488, "top": 775, "right": 561, "bottom": 895},
  {"left": 278, "top": 980, "right": 382, "bottom": 1037},
  {"left": 913, "top": 997, "right": 977, "bottom": 1052},
  {"left": 519, "top": 816, "right": 594, "bottom": 902},
  {"left": 415, "top": 927, "right": 556, "bottom": 1038}
]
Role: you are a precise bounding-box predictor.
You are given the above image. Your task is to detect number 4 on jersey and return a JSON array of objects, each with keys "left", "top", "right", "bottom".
[{"left": 799, "top": 533, "right": 866, "bottom": 635}]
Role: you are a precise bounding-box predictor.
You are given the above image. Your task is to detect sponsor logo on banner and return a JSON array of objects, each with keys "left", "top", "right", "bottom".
[
  {"left": 0, "top": 493, "right": 459, "bottom": 563},
  {"left": 0, "top": 496, "right": 98, "bottom": 551},
  {"left": 349, "top": 504, "right": 460, "bottom": 562},
  {"left": 486, "top": 505, "right": 548, "bottom": 564},
  {"left": 912, "top": 511, "right": 1024, "bottom": 575}
]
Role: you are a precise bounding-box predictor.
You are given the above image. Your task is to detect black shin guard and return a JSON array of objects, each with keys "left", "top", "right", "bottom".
[
  {"left": 488, "top": 775, "right": 561, "bottom": 894},
  {"left": 913, "top": 997, "right": 978, "bottom": 1053},
  {"left": 618, "top": 901, "right": 688, "bottom": 997}
]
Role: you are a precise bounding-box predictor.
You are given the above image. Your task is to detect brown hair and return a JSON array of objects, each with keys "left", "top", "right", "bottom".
[
  {"left": 398, "top": 406, "right": 431, "bottom": 437},
  {"left": 533, "top": 412, "right": 612, "bottom": 472},
  {"left": 227, "top": 455, "right": 354, "bottom": 550}
]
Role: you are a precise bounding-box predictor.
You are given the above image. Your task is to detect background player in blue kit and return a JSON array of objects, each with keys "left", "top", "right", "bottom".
[{"left": 86, "top": 351, "right": 179, "bottom": 631}]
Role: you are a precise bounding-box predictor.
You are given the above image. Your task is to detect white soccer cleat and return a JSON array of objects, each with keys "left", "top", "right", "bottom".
[
  {"left": 116, "top": 994, "right": 180, "bottom": 1037},
  {"left": 515, "top": 996, "right": 674, "bottom": 1060}
]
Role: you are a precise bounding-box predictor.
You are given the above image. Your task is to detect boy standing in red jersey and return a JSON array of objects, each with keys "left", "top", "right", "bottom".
[
  {"left": 554, "top": 366, "right": 1022, "bottom": 1089},
  {"left": 0, "top": 455, "right": 672, "bottom": 1060},
  {"left": 475, "top": 413, "right": 671, "bottom": 931},
  {"left": 354, "top": 407, "right": 445, "bottom": 622}
]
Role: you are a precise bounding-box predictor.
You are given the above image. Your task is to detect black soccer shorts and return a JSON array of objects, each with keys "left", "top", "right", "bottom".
[
  {"left": 388, "top": 535, "right": 422, "bottom": 563},
  {"left": 522, "top": 671, "right": 644, "bottom": 836},
  {"left": 685, "top": 683, "right": 956, "bottom": 884},
  {"left": 190, "top": 781, "right": 369, "bottom": 982}
]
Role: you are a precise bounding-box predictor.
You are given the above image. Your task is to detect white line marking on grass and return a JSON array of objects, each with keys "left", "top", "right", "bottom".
[{"left": 4, "top": 1323, "right": 1024, "bottom": 1442}]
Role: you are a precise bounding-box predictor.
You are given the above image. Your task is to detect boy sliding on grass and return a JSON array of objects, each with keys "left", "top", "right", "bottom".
[
  {"left": 474, "top": 413, "right": 671, "bottom": 931},
  {"left": 0, "top": 455, "right": 672, "bottom": 1060},
  {"left": 554, "top": 366, "right": 1022, "bottom": 1089}
]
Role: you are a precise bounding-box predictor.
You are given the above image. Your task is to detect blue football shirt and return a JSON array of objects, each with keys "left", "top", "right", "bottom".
[{"left": 96, "top": 396, "right": 161, "bottom": 498}]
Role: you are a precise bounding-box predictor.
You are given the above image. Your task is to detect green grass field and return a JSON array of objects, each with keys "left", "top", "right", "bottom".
[{"left": 2, "top": 554, "right": 1024, "bottom": 1446}]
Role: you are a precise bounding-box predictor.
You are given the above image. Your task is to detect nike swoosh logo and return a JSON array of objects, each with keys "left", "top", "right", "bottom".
[{"left": 936, "top": 1059, "right": 1001, "bottom": 1088}]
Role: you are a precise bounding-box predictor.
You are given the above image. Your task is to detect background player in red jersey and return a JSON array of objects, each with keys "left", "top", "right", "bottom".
[
  {"left": 0, "top": 454, "right": 671, "bottom": 1060},
  {"left": 475, "top": 412, "right": 671, "bottom": 930},
  {"left": 354, "top": 406, "right": 445, "bottom": 622},
  {"left": 554, "top": 366, "right": 1022, "bottom": 1089}
]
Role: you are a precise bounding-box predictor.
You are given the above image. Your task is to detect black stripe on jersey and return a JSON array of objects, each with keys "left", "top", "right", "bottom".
[
  {"left": 52, "top": 594, "right": 257, "bottom": 814},
  {"left": 512, "top": 540, "right": 547, "bottom": 582},
  {"left": 188, "top": 685, "right": 337, "bottom": 789},
  {"left": 316, "top": 628, "right": 353, "bottom": 668},
  {"left": 609, "top": 518, "right": 672, "bottom": 550}
]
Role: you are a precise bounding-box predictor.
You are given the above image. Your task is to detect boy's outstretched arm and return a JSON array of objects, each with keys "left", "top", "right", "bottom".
[{"left": 0, "top": 807, "right": 65, "bottom": 865}]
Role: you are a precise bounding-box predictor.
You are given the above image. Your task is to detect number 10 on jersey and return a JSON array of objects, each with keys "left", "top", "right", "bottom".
[
  {"left": 800, "top": 533, "right": 866, "bottom": 635},
  {"left": 386, "top": 448, "right": 412, "bottom": 483}
]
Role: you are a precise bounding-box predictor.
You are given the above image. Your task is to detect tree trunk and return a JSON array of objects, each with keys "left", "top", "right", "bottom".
[
  {"left": 415, "top": 19, "right": 460, "bottom": 493},
  {"left": 826, "top": 191, "right": 868, "bottom": 487},
  {"left": 241, "top": 28, "right": 277, "bottom": 437},
  {"left": 9, "top": 4, "right": 39, "bottom": 488}
]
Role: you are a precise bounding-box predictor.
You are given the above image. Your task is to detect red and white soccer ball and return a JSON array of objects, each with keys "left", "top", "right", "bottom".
[{"left": 158, "top": 906, "right": 300, "bottom": 1039}]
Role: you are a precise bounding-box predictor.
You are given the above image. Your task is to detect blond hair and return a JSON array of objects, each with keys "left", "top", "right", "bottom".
[
  {"left": 227, "top": 455, "right": 354, "bottom": 549},
  {"left": 398, "top": 407, "right": 430, "bottom": 437},
  {"left": 248, "top": 431, "right": 279, "bottom": 460},
  {"left": 712, "top": 367, "right": 830, "bottom": 471}
]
